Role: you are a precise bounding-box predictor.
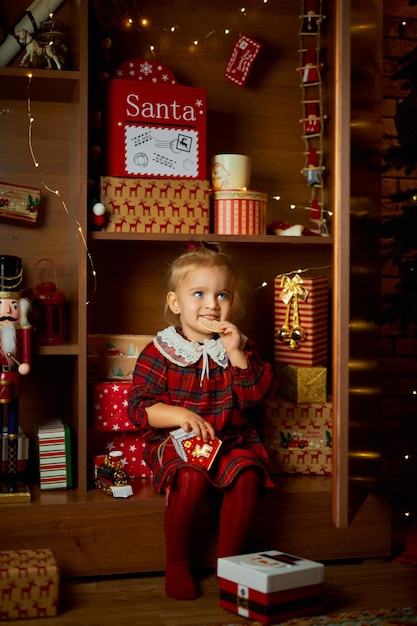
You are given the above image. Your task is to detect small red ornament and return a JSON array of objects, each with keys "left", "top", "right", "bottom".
[{"left": 93, "top": 214, "right": 106, "bottom": 227}]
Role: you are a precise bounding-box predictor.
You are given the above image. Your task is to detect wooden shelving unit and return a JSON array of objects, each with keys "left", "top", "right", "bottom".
[{"left": 0, "top": 0, "right": 390, "bottom": 577}]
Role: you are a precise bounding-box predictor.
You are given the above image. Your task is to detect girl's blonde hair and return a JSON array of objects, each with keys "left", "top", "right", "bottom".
[{"left": 164, "top": 243, "right": 246, "bottom": 324}]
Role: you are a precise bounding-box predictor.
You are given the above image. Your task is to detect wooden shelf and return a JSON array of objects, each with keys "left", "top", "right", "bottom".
[
  {"left": 90, "top": 232, "right": 333, "bottom": 246},
  {"left": 8, "top": 475, "right": 333, "bottom": 508},
  {"left": 0, "top": 67, "right": 81, "bottom": 102},
  {"left": 35, "top": 343, "right": 79, "bottom": 356}
]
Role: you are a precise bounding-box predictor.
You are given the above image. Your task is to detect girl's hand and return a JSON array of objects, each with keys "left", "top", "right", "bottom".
[
  {"left": 216, "top": 321, "right": 242, "bottom": 352},
  {"left": 180, "top": 412, "right": 216, "bottom": 442},
  {"left": 217, "top": 321, "right": 248, "bottom": 369}
]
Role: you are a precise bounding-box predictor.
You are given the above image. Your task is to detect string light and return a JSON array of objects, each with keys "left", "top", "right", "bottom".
[
  {"left": 272, "top": 194, "right": 333, "bottom": 217},
  {"left": 254, "top": 280, "right": 268, "bottom": 291},
  {"left": 276, "top": 264, "right": 332, "bottom": 280},
  {"left": 26, "top": 75, "right": 97, "bottom": 305},
  {"left": 123, "top": 1, "right": 267, "bottom": 50}
]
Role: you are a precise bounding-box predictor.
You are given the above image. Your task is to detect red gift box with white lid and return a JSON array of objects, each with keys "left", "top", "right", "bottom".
[
  {"left": 218, "top": 550, "right": 324, "bottom": 625},
  {"left": 105, "top": 58, "right": 207, "bottom": 179}
]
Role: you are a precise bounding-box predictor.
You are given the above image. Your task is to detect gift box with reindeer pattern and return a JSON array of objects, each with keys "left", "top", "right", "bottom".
[
  {"left": 0, "top": 549, "right": 59, "bottom": 620},
  {"left": 101, "top": 177, "right": 210, "bottom": 234},
  {"left": 262, "top": 397, "right": 332, "bottom": 475}
]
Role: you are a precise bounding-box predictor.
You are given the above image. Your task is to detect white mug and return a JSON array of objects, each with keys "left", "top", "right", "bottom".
[{"left": 211, "top": 154, "right": 251, "bottom": 190}]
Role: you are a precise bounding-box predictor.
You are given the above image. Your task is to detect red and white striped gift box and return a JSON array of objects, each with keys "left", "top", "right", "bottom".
[
  {"left": 274, "top": 275, "right": 328, "bottom": 367},
  {"left": 37, "top": 419, "right": 72, "bottom": 490},
  {"left": 213, "top": 189, "right": 267, "bottom": 235}
]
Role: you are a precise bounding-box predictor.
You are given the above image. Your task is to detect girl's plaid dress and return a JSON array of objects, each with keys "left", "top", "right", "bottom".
[{"left": 128, "top": 326, "right": 276, "bottom": 492}]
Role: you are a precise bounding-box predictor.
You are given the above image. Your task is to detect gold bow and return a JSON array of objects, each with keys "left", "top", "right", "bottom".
[{"left": 279, "top": 274, "right": 309, "bottom": 304}]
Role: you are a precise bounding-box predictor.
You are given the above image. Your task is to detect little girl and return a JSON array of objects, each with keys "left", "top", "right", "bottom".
[{"left": 128, "top": 243, "right": 275, "bottom": 600}]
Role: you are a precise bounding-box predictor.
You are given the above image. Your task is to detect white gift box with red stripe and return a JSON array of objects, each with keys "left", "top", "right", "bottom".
[
  {"left": 213, "top": 189, "right": 267, "bottom": 235},
  {"left": 218, "top": 550, "right": 324, "bottom": 625},
  {"left": 274, "top": 275, "right": 328, "bottom": 367},
  {"left": 37, "top": 419, "right": 72, "bottom": 490}
]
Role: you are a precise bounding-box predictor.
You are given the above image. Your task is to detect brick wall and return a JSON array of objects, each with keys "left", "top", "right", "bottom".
[{"left": 381, "top": 0, "right": 417, "bottom": 550}]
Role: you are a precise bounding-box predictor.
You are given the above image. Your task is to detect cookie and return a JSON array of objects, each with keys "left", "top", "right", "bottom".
[{"left": 201, "top": 319, "right": 222, "bottom": 331}]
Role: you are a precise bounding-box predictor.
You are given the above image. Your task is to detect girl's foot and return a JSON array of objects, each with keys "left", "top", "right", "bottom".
[{"left": 165, "top": 564, "right": 198, "bottom": 600}]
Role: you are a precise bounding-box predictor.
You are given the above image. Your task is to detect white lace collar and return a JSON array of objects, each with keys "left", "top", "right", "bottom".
[{"left": 153, "top": 326, "right": 228, "bottom": 384}]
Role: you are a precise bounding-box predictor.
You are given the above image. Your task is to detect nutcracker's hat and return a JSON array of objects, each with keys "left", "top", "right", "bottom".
[{"left": 0, "top": 255, "right": 23, "bottom": 299}]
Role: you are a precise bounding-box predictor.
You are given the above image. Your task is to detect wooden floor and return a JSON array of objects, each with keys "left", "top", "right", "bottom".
[{"left": 10, "top": 559, "right": 417, "bottom": 626}]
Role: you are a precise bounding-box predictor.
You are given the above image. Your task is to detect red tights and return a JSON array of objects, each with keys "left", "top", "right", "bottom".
[{"left": 164, "top": 466, "right": 261, "bottom": 600}]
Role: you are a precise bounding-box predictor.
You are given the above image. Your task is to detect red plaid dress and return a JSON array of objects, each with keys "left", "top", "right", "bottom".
[{"left": 127, "top": 326, "right": 276, "bottom": 493}]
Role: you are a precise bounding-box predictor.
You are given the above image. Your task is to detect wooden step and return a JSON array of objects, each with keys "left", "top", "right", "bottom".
[{"left": 0, "top": 477, "right": 391, "bottom": 577}]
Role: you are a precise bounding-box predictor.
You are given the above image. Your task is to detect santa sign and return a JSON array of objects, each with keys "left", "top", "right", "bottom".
[{"left": 106, "top": 76, "right": 207, "bottom": 179}]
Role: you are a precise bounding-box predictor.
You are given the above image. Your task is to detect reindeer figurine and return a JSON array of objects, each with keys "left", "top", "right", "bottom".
[{"left": 17, "top": 29, "right": 62, "bottom": 70}]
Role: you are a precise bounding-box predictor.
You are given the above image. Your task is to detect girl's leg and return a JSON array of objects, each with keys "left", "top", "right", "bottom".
[
  {"left": 164, "top": 467, "right": 209, "bottom": 600},
  {"left": 217, "top": 467, "right": 262, "bottom": 559}
]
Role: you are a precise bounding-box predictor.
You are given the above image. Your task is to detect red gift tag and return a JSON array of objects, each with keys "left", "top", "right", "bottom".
[{"left": 225, "top": 34, "right": 262, "bottom": 87}]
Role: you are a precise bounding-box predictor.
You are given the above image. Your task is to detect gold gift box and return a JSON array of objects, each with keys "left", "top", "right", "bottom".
[{"left": 276, "top": 364, "right": 327, "bottom": 404}]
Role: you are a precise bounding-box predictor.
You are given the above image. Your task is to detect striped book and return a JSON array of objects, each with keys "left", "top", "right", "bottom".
[{"left": 37, "top": 419, "right": 72, "bottom": 490}]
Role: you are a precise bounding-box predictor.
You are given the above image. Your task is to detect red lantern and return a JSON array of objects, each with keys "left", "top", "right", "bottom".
[{"left": 32, "top": 259, "right": 67, "bottom": 345}]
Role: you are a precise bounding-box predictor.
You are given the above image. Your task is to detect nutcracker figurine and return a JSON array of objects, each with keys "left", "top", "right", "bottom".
[{"left": 0, "top": 256, "right": 31, "bottom": 493}]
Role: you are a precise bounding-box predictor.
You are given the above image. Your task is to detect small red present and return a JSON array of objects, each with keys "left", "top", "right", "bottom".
[
  {"left": 92, "top": 381, "right": 134, "bottom": 431},
  {"left": 170, "top": 428, "right": 222, "bottom": 470},
  {"left": 92, "top": 431, "right": 152, "bottom": 478}
]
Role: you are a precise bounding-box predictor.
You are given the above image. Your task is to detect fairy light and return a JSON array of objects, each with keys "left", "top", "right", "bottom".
[
  {"left": 272, "top": 193, "right": 333, "bottom": 217},
  {"left": 277, "top": 264, "right": 331, "bottom": 280},
  {"left": 254, "top": 280, "right": 268, "bottom": 291},
  {"left": 123, "top": 2, "right": 267, "bottom": 49},
  {"left": 26, "top": 74, "right": 97, "bottom": 305}
]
